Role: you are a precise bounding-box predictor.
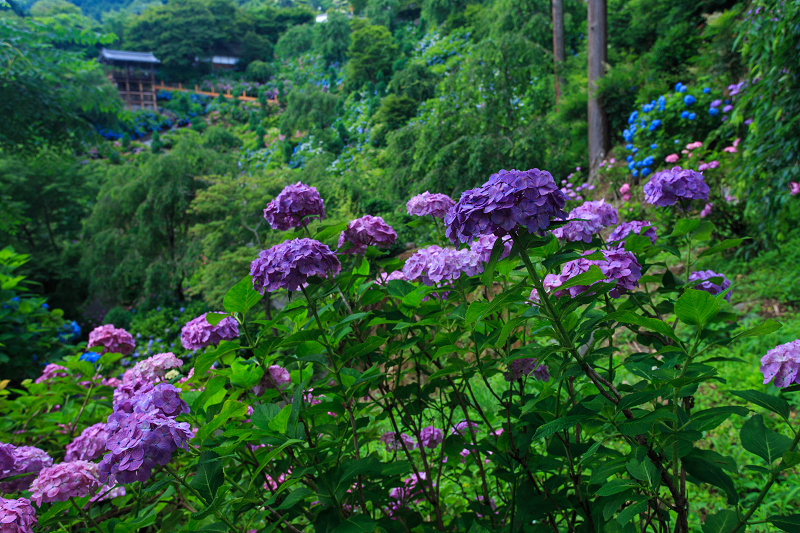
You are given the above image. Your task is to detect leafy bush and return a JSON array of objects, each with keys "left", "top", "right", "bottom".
[
  {"left": 275, "top": 23, "right": 314, "bottom": 60},
  {"left": 246, "top": 59, "right": 275, "bottom": 83}
]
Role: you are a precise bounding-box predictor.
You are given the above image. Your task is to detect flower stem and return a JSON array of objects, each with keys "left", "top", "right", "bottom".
[{"left": 69, "top": 497, "right": 103, "bottom": 533}]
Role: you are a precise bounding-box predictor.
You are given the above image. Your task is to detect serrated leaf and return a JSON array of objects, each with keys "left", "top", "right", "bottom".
[
  {"left": 223, "top": 276, "right": 263, "bottom": 314},
  {"left": 189, "top": 451, "right": 224, "bottom": 503},
  {"left": 205, "top": 313, "right": 229, "bottom": 326},
  {"left": 616, "top": 312, "right": 681, "bottom": 344},
  {"left": 269, "top": 404, "right": 292, "bottom": 434},
  {"left": 276, "top": 487, "right": 313, "bottom": 510},
  {"left": 740, "top": 414, "right": 792, "bottom": 464},
  {"left": 702, "top": 510, "right": 739, "bottom": 533},
  {"left": 195, "top": 400, "right": 248, "bottom": 441},
  {"left": 675, "top": 288, "right": 718, "bottom": 327},
  {"left": 532, "top": 415, "right": 583, "bottom": 440},
  {"left": 683, "top": 457, "right": 739, "bottom": 504}
]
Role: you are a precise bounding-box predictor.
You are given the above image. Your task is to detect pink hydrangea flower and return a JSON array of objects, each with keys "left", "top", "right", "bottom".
[
  {"left": 29, "top": 461, "right": 101, "bottom": 506},
  {"left": 65, "top": 423, "right": 109, "bottom": 462},
  {"left": 33, "top": 364, "right": 68, "bottom": 385},
  {"left": 122, "top": 352, "right": 183, "bottom": 384},
  {"left": 380, "top": 432, "right": 416, "bottom": 452},
  {"left": 90, "top": 484, "right": 126, "bottom": 504},
  {"left": 760, "top": 340, "right": 800, "bottom": 388},
  {"left": 665, "top": 154, "right": 680, "bottom": 163},
  {"left": 0, "top": 497, "right": 37, "bottom": 532},
  {"left": 619, "top": 183, "right": 631, "bottom": 202},
  {"left": 699, "top": 203, "right": 713, "bottom": 218},
  {"left": 180, "top": 313, "right": 239, "bottom": 350},
  {"left": 406, "top": 191, "right": 456, "bottom": 218},
  {"left": 87, "top": 325, "right": 135, "bottom": 355},
  {"left": 686, "top": 141, "right": 703, "bottom": 150},
  {"left": 790, "top": 182, "right": 800, "bottom": 196},
  {"left": 0, "top": 445, "right": 53, "bottom": 493}
]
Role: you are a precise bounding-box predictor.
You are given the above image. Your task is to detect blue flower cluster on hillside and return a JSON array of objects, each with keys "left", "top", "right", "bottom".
[{"left": 96, "top": 92, "right": 212, "bottom": 141}]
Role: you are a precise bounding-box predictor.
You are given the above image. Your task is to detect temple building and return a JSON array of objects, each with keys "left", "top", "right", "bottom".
[{"left": 98, "top": 48, "right": 160, "bottom": 110}]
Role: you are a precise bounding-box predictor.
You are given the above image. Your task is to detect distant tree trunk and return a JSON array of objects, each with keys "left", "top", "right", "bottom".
[
  {"left": 552, "top": 0, "right": 565, "bottom": 105},
  {"left": 587, "top": 0, "right": 608, "bottom": 183}
]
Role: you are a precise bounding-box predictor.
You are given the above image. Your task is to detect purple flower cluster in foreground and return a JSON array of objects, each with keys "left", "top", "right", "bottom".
[
  {"left": 643, "top": 167, "right": 709, "bottom": 206},
  {"left": 122, "top": 352, "right": 183, "bottom": 385},
  {"left": 180, "top": 312, "right": 240, "bottom": 350},
  {"left": 0, "top": 497, "right": 37, "bottom": 533},
  {"left": 0, "top": 445, "right": 53, "bottom": 493},
  {"left": 338, "top": 215, "right": 397, "bottom": 254},
  {"left": 469, "top": 234, "right": 513, "bottom": 264},
  {"left": 445, "top": 169, "right": 568, "bottom": 244},
  {"left": 29, "top": 461, "right": 101, "bottom": 506},
  {"left": 406, "top": 191, "right": 456, "bottom": 218},
  {"left": 65, "top": 423, "right": 110, "bottom": 462},
  {"left": 87, "top": 324, "right": 136, "bottom": 356},
  {"left": 263, "top": 181, "right": 325, "bottom": 231},
  {"left": 608, "top": 220, "right": 657, "bottom": 246},
  {"left": 251, "top": 238, "right": 341, "bottom": 293},
  {"left": 253, "top": 365, "right": 292, "bottom": 395},
  {"left": 688, "top": 270, "right": 732, "bottom": 301},
  {"left": 402, "top": 246, "right": 481, "bottom": 286},
  {"left": 381, "top": 432, "right": 417, "bottom": 452},
  {"left": 552, "top": 200, "right": 619, "bottom": 243},
  {"left": 533, "top": 249, "right": 642, "bottom": 301},
  {"left": 503, "top": 358, "right": 550, "bottom": 382},
  {"left": 760, "top": 340, "right": 800, "bottom": 388}
]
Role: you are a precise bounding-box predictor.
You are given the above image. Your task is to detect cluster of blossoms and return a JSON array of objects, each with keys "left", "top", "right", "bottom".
[
  {"left": 0, "top": 498, "right": 37, "bottom": 533},
  {"left": 387, "top": 473, "right": 429, "bottom": 515},
  {"left": 419, "top": 427, "right": 444, "bottom": 449},
  {"left": 452, "top": 419, "right": 480, "bottom": 437},
  {"left": 503, "top": 358, "right": 550, "bottom": 382},
  {"left": 65, "top": 423, "right": 110, "bottom": 462},
  {"left": 337, "top": 215, "right": 397, "bottom": 254},
  {"left": 29, "top": 461, "right": 101, "bottom": 506},
  {"left": 688, "top": 270, "right": 732, "bottom": 302},
  {"left": 558, "top": 171, "right": 595, "bottom": 201},
  {"left": 380, "top": 432, "right": 417, "bottom": 452},
  {"left": 0, "top": 445, "right": 52, "bottom": 493},
  {"left": 406, "top": 191, "right": 455, "bottom": 218},
  {"left": 607, "top": 220, "right": 657, "bottom": 246},
  {"left": 643, "top": 167, "right": 709, "bottom": 206},
  {"left": 88, "top": 324, "right": 136, "bottom": 355},
  {"left": 122, "top": 351, "right": 183, "bottom": 385},
  {"left": 253, "top": 365, "right": 292, "bottom": 395},
  {"left": 469, "top": 234, "right": 513, "bottom": 264},
  {"left": 402, "top": 246, "right": 481, "bottom": 286},
  {"left": 375, "top": 270, "right": 407, "bottom": 286},
  {"left": 761, "top": 340, "right": 800, "bottom": 388},
  {"left": 552, "top": 200, "right": 619, "bottom": 243},
  {"left": 33, "top": 364, "right": 68, "bottom": 385},
  {"left": 180, "top": 312, "right": 240, "bottom": 350},
  {"left": 444, "top": 169, "right": 568, "bottom": 243},
  {"left": 534, "top": 249, "right": 642, "bottom": 301},
  {"left": 251, "top": 238, "right": 341, "bottom": 293},
  {"left": 263, "top": 181, "right": 325, "bottom": 230}
]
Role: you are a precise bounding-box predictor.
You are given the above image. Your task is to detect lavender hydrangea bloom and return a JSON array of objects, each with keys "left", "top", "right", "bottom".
[
  {"left": 444, "top": 169, "right": 568, "bottom": 244},
  {"left": 380, "top": 432, "right": 416, "bottom": 452},
  {"left": 123, "top": 352, "right": 183, "bottom": 384},
  {"left": 760, "top": 340, "right": 800, "bottom": 388},
  {"left": 99, "top": 411, "right": 193, "bottom": 484},
  {"left": 469, "top": 235, "right": 513, "bottom": 264},
  {"left": 406, "top": 191, "right": 456, "bottom": 218},
  {"left": 600, "top": 249, "right": 642, "bottom": 298},
  {"left": 87, "top": 324, "right": 135, "bottom": 356},
  {"left": 251, "top": 238, "right": 341, "bottom": 294},
  {"left": 90, "top": 484, "right": 126, "bottom": 504},
  {"left": 0, "top": 498, "right": 36, "bottom": 533},
  {"left": 643, "top": 167, "right": 710, "bottom": 206},
  {"left": 65, "top": 423, "right": 110, "bottom": 462},
  {"left": 29, "top": 461, "right": 101, "bottom": 506},
  {"left": 504, "top": 359, "right": 550, "bottom": 382},
  {"left": 375, "top": 271, "right": 406, "bottom": 286},
  {"left": 402, "top": 246, "right": 482, "bottom": 286},
  {"left": 180, "top": 313, "right": 240, "bottom": 350},
  {"left": 608, "top": 220, "right": 657, "bottom": 246},
  {"left": 0, "top": 446, "right": 52, "bottom": 493},
  {"left": 451, "top": 419, "right": 480, "bottom": 437},
  {"left": 253, "top": 365, "right": 292, "bottom": 396},
  {"left": 552, "top": 200, "right": 619, "bottom": 243},
  {"left": 112, "top": 379, "right": 154, "bottom": 412},
  {"left": 419, "top": 426, "right": 444, "bottom": 448},
  {"left": 388, "top": 472, "right": 429, "bottom": 512},
  {"left": 0, "top": 444, "right": 15, "bottom": 472},
  {"left": 119, "top": 383, "right": 190, "bottom": 418},
  {"left": 337, "top": 215, "right": 397, "bottom": 255},
  {"left": 688, "top": 270, "right": 732, "bottom": 302},
  {"left": 263, "top": 181, "right": 325, "bottom": 231},
  {"left": 33, "top": 364, "right": 69, "bottom": 385}
]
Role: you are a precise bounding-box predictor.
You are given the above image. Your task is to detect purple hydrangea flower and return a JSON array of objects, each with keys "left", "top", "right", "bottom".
[
  {"left": 469, "top": 235, "right": 513, "bottom": 264},
  {"left": 0, "top": 446, "right": 53, "bottom": 493},
  {"left": 0, "top": 498, "right": 36, "bottom": 533},
  {"left": 388, "top": 472, "right": 429, "bottom": 513},
  {"left": 118, "top": 383, "right": 190, "bottom": 418},
  {"left": 0, "top": 443, "right": 15, "bottom": 473},
  {"left": 608, "top": 220, "right": 657, "bottom": 246},
  {"left": 29, "top": 461, "right": 101, "bottom": 506},
  {"left": 380, "top": 432, "right": 416, "bottom": 452},
  {"left": 643, "top": 167, "right": 710, "bottom": 206},
  {"left": 402, "top": 246, "right": 481, "bottom": 286},
  {"left": 65, "top": 423, "right": 110, "bottom": 462},
  {"left": 761, "top": 340, "right": 800, "bottom": 388},
  {"left": 99, "top": 411, "right": 193, "bottom": 484},
  {"left": 337, "top": 215, "right": 397, "bottom": 255},
  {"left": 601, "top": 249, "right": 642, "bottom": 298},
  {"left": 251, "top": 238, "right": 341, "bottom": 294},
  {"left": 419, "top": 426, "right": 444, "bottom": 448},
  {"left": 253, "top": 365, "right": 292, "bottom": 395},
  {"left": 122, "top": 352, "right": 183, "bottom": 384},
  {"left": 180, "top": 313, "right": 240, "bottom": 350},
  {"left": 688, "top": 270, "right": 732, "bottom": 302},
  {"left": 375, "top": 271, "right": 407, "bottom": 286},
  {"left": 552, "top": 199, "right": 619, "bottom": 243},
  {"left": 451, "top": 419, "right": 480, "bottom": 437},
  {"left": 504, "top": 359, "right": 550, "bottom": 382},
  {"left": 32, "top": 364, "right": 68, "bottom": 385},
  {"left": 263, "top": 181, "right": 325, "bottom": 231},
  {"left": 87, "top": 324, "right": 135, "bottom": 356},
  {"left": 406, "top": 191, "right": 456, "bottom": 218},
  {"left": 444, "top": 169, "right": 568, "bottom": 244},
  {"left": 90, "top": 484, "right": 126, "bottom": 504}
]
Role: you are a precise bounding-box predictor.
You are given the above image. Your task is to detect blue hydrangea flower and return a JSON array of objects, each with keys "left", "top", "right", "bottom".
[
  {"left": 649, "top": 119, "right": 662, "bottom": 131},
  {"left": 80, "top": 352, "right": 102, "bottom": 364},
  {"left": 650, "top": 143, "right": 658, "bottom": 149},
  {"left": 641, "top": 168, "right": 651, "bottom": 177},
  {"left": 628, "top": 161, "right": 636, "bottom": 170},
  {"left": 632, "top": 169, "right": 639, "bottom": 177},
  {"left": 632, "top": 147, "right": 638, "bottom": 153},
  {"left": 709, "top": 108, "right": 719, "bottom": 116},
  {"left": 626, "top": 155, "right": 634, "bottom": 162},
  {"left": 683, "top": 95, "right": 696, "bottom": 106},
  {"left": 688, "top": 112, "right": 697, "bottom": 120},
  {"left": 680, "top": 111, "right": 689, "bottom": 119},
  {"left": 702, "top": 87, "right": 711, "bottom": 93},
  {"left": 625, "top": 144, "right": 633, "bottom": 150},
  {"left": 657, "top": 95, "right": 666, "bottom": 110},
  {"left": 628, "top": 111, "right": 639, "bottom": 124},
  {"left": 675, "top": 83, "right": 687, "bottom": 93}
]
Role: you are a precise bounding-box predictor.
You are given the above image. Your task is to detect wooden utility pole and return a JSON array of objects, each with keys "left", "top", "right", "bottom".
[
  {"left": 587, "top": 0, "right": 607, "bottom": 183},
  {"left": 552, "top": 0, "right": 565, "bottom": 105}
]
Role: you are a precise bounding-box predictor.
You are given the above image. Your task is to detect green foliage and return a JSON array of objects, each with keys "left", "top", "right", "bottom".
[
  {"left": 281, "top": 86, "right": 341, "bottom": 136},
  {"left": 274, "top": 23, "right": 314, "bottom": 60},
  {"left": 365, "top": 0, "right": 398, "bottom": 29},
  {"left": 203, "top": 126, "right": 241, "bottom": 151},
  {"left": 312, "top": 11, "right": 351, "bottom": 63},
  {"left": 239, "top": 30, "right": 274, "bottom": 65},
  {"left": 246, "top": 59, "right": 275, "bottom": 83},
  {"left": 345, "top": 23, "right": 397, "bottom": 90},
  {"left": 388, "top": 60, "right": 438, "bottom": 102}
]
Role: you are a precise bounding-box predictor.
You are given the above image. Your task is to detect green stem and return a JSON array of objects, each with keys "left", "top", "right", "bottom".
[
  {"left": 69, "top": 381, "right": 95, "bottom": 441},
  {"left": 69, "top": 497, "right": 103, "bottom": 533},
  {"left": 164, "top": 464, "right": 239, "bottom": 532}
]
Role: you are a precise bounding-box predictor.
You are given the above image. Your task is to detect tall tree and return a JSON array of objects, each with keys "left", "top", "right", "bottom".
[
  {"left": 551, "top": 0, "right": 565, "bottom": 104},
  {"left": 587, "top": 0, "right": 607, "bottom": 182}
]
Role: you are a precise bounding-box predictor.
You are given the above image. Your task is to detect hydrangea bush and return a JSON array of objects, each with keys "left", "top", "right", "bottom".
[{"left": 1, "top": 170, "right": 799, "bottom": 532}]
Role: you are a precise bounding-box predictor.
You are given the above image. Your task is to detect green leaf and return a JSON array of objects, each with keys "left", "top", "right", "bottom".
[
  {"left": 683, "top": 457, "right": 739, "bottom": 504},
  {"left": 223, "top": 276, "right": 263, "bottom": 314},
  {"left": 481, "top": 235, "right": 507, "bottom": 287},
  {"left": 251, "top": 404, "right": 282, "bottom": 432},
  {"left": 474, "top": 282, "right": 526, "bottom": 322},
  {"left": 269, "top": 404, "right": 292, "bottom": 434},
  {"left": 467, "top": 522, "right": 494, "bottom": 533},
  {"left": 314, "top": 221, "right": 348, "bottom": 243},
  {"left": 189, "top": 451, "right": 224, "bottom": 504},
  {"left": 342, "top": 336, "right": 385, "bottom": 364},
  {"left": 557, "top": 265, "right": 605, "bottom": 291},
  {"left": 331, "top": 515, "right": 378, "bottom": 533},
  {"left": 675, "top": 289, "right": 719, "bottom": 327},
  {"left": 195, "top": 341, "right": 240, "bottom": 377},
  {"left": 698, "top": 238, "right": 745, "bottom": 258},
  {"left": 595, "top": 479, "right": 638, "bottom": 496},
  {"left": 670, "top": 219, "right": 715, "bottom": 240},
  {"left": 769, "top": 514, "right": 800, "bottom": 532},
  {"left": 616, "top": 312, "right": 681, "bottom": 344},
  {"left": 532, "top": 415, "right": 583, "bottom": 440},
  {"left": 195, "top": 400, "right": 248, "bottom": 442},
  {"left": 230, "top": 359, "right": 264, "bottom": 389},
  {"left": 205, "top": 313, "right": 229, "bottom": 326},
  {"left": 276, "top": 487, "right": 313, "bottom": 510},
  {"left": 730, "top": 390, "right": 790, "bottom": 420},
  {"left": 740, "top": 414, "right": 792, "bottom": 464},
  {"left": 731, "top": 319, "right": 782, "bottom": 341},
  {"left": 626, "top": 457, "right": 658, "bottom": 488},
  {"left": 702, "top": 510, "right": 739, "bottom": 533},
  {"left": 616, "top": 500, "right": 647, "bottom": 525}
]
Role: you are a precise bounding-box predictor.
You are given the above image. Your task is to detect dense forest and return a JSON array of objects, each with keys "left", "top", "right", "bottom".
[{"left": 2, "top": 0, "right": 800, "bottom": 530}]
